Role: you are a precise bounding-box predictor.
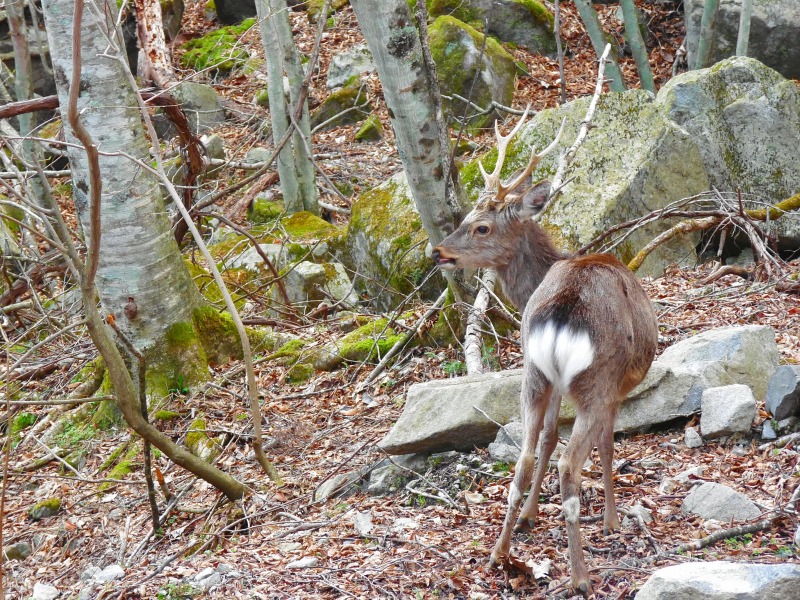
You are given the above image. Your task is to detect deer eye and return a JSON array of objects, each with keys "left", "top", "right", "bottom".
[{"left": 475, "top": 225, "right": 490, "bottom": 235}]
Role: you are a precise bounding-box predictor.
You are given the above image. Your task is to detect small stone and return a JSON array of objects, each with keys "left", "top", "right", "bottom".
[
  {"left": 80, "top": 566, "right": 101, "bottom": 582},
  {"left": 28, "top": 497, "right": 61, "bottom": 521},
  {"left": 776, "top": 416, "right": 800, "bottom": 435},
  {"left": 287, "top": 556, "right": 319, "bottom": 569},
  {"left": 765, "top": 365, "right": 800, "bottom": 420},
  {"left": 353, "top": 511, "right": 374, "bottom": 536},
  {"left": 684, "top": 426, "right": 703, "bottom": 448},
  {"left": 279, "top": 542, "right": 302, "bottom": 554},
  {"left": 674, "top": 466, "right": 706, "bottom": 486},
  {"left": 3, "top": 541, "right": 32, "bottom": 560},
  {"left": 32, "top": 583, "right": 59, "bottom": 600},
  {"left": 762, "top": 419, "right": 777, "bottom": 440},
  {"left": 794, "top": 525, "right": 800, "bottom": 548},
  {"left": 658, "top": 477, "right": 679, "bottom": 495},
  {"left": 627, "top": 503, "right": 654, "bottom": 524},
  {"left": 193, "top": 567, "right": 221, "bottom": 590},
  {"left": 682, "top": 482, "right": 760, "bottom": 522},
  {"left": 700, "top": 384, "right": 756, "bottom": 438},
  {"left": 95, "top": 564, "right": 124, "bottom": 582}
]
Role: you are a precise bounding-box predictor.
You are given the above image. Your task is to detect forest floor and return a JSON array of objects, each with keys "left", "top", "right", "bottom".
[{"left": 3, "top": 1, "right": 800, "bottom": 599}]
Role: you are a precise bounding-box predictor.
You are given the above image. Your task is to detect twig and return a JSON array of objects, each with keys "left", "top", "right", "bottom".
[
  {"left": 666, "top": 515, "right": 783, "bottom": 556},
  {"left": 549, "top": 43, "right": 611, "bottom": 202},
  {"left": 387, "top": 456, "right": 460, "bottom": 511},
  {"left": 758, "top": 431, "right": 800, "bottom": 451}
]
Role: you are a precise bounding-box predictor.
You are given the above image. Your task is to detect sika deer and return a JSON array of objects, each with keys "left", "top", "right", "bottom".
[{"left": 432, "top": 111, "right": 658, "bottom": 596}]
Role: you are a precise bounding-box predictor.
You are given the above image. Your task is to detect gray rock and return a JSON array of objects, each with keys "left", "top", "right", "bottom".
[
  {"left": 430, "top": 16, "right": 516, "bottom": 130},
  {"left": 636, "top": 561, "right": 800, "bottom": 600},
  {"left": 215, "top": 0, "right": 256, "bottom": 25},
  {"left": 283, "top": 261, "right": 359, "bottom": 313},
  {"left": 488, "top": 421, "right": 523, "bottom": 463},
  {"left": 3, "top": 541, "right": 32, "bottom": 560},
  {"left": 380, "top": 370, "right": 523, "bottom": 454},
  {"left": 326, "top": 44, "right": 374, "bottom": 89},
  {"left": 685, "top": 0, "right": 800, "bottom": 79},
  {"left": 681, "top": 482, "right": 761, "bottom": 522},
  {"left": 366, "top": 454, "right": 428, "bottom": 495},
  {"left": 428, "top": 0, "right": 555, "bottom": 54},
  {"left": 624, "top": 503, "right": 654, "bottom": 525},
  {"left": 684, "top": 426, "right": 703, "bottom": 448},
  {"left": 193, "top": 567, "right": 221, "bottom": 590},
  {"left": 674, "top": 466, "right": 706, "bottom": 486},
  {"left": 762, "top": 419, "right": 777, "bottom": 440},
  {"left": 382, "top": 326, "right": 778, "bottom": 455},
  {"left": 243, "top": 147, "right": 271, "bottom": 165},
  {"left": 765, "top": 365, "right": 800, "bottom": 421},
  {"left": 172, "top": 82, "right": 226, "bottom": 133},
  {"left": 228, "top": 243, "right": 286, "bottom": 272},
  {"left": 95, "top": 564, "right": 124, "bottom": 583},
  {"left": 463, "top": 57, "right": 800, "bottom": 275},
  {"left": 32, "top": 583, "right": 60, "bottom": 600},
  {"left": 287, "top": 556, "right": 319, "bottom": 569},
  {"left": 775, "top": 416, "right": 800, "bottom": 436},
  {"left": 795, "top": 524, "right": 800, "bottom": 548},
  {"left": 80, "top": 566, "right": 101, "bottom": 582},
  {"left": 700, "top": 384, "right": 757, "bottom": 438},
  {"left": 352, "top": 511, "right": 374, "bottom": 536},
  {"left": 314, "top": 472, "right": 362, "bottom": 502}
]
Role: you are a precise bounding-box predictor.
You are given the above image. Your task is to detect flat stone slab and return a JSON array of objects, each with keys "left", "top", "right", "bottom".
[{"left": 681, "top": 482, "right": 761, "bottom": 522}]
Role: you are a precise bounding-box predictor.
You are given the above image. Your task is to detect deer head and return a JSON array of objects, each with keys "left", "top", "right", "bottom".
[{"left": 432, "top": 109, "right": 566, "bottom": 309}]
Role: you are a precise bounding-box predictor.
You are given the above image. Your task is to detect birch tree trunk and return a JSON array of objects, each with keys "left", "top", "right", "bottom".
[
  {"left": 255, "top": 0, "right": 319, "bottom": 215},
  {"left": 132, "top": 0, "right": 175, "bottom": 88},
  {"left": 694, "top": 0, "right": 720, "bottom": 69},
  {"left": 350, "top": 0, "right": 463, "bottom": 246},
  {"left": 736, "top": 0, "right": 753, "bottom": 56},
  {"left": 619, "top": 0, "right": 655, "bottom": 93},
  {"left": 41, "top": 0, "right": 204, "bottom": 355}
]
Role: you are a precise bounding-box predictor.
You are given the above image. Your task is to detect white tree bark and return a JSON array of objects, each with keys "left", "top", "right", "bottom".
[
  {"left": 132, "top": 0, "right": 174, "bottom": 88},
  {"left": 350, "top": 0, "right": 462, "bottom": 246},
  {"left": 41, "top": 0, "right": 203, "bottom": 351},
  {"left": 256, "top": 0, "right": 319, "bottom": 215}
]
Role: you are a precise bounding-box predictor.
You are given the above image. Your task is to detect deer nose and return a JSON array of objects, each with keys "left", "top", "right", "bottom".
[{"left": 431, "top": 248, "right": 441, "bottom": 264}]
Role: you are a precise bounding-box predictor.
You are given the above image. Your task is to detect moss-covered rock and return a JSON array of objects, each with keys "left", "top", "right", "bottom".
[
  {"left": 179, "top": 18, "right": 255, "bottom": 73},
  {"left": 310, "top": 76, "right": 372, "bottom": 131},
  {"left": 287, "top": 362, "right": 315, "bottom": 383},
  {"left": 459, "top": 57, "right": 800, "bottom": 276},
  {"left": 248, "top": 197, "right": 286, "bottom": 223},
  {"left": 280, "top": 261, "right": 359, "bottom": 313},
  {"left": 154, "top": 409, "right": 182, "bottom": 421},
  {"left": 28, "top": 497, "right": 61, "bottom": 521},
  {"left": 254, "top": 87, "right": 270, "bottom": 108},
  {"left": 354, "top": 114, "right": 383, "bottom": 142},
  {"left": 427, "top": 0, "right": 555, "bottom": 54},
  {"left": 186, "top": 417, "right": 223, "bottom": 463},
  {"left": 313, "top": 317, "right": 406, "bottom": 371},
  {"left": 428, "top": 15, "right": 516, "bottom": 129},
  {"left": 307, "top": 0, "right": 350, "bottom": 23},
  {"left": 344, "top": 171, "right": 443, "bottom": 311}
]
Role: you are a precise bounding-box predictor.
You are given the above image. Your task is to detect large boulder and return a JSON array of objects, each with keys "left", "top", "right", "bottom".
[
  {"left": 684, "top": 0, "right": 800, "bottom": 79},
  {"left": 636, "top": 562, "right": 800, "bottom": 600},
  {"left": 429, "top": 16, "right": 517, "bottom": 129},
  {"left": 461, "top": 57, "right": 800, "bottom": 275},
  {"left": 342, "top": 171, "right": 443, "bottom": 311},
  {"left": 427, "top": 0, "right": 555, "bottom": 54},
  {"left": 765, "top": 365, "right": 800, "bottom": 420},
  {"left": 326, "top": 43, "right": 375, "bottom": 90},
  {"left": 380, "top": 325, "right": 779, "bottom": 455},
  {"left": 215, "top": 0, "right": 257, "bottom": 24}
]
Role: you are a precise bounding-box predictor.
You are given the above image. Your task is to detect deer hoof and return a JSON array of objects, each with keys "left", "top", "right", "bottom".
[
  {"left": 513, "top": 517, "right": 535, "bottom": 533},
  {"left": 572, "top": 579, "right": 593, "bottom": 598},
  {"left": 489, "top": 549, "right": 506, "bottom": 568}
]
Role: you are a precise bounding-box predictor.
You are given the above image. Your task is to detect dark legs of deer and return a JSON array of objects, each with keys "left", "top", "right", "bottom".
[
  {"left": 598, "top": 418, "right": 620, "bottom": 535},
  {"left": 558, "top": 412, "right": 598, "bottom": 598},
  {"left": 490, "top": 385, "right": 551, "bottom": 566},
  {"left": 515, "top": 391, "right": 561, "bottom": 532}
]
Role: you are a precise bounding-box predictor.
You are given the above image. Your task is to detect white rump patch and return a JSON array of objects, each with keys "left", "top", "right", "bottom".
[{"left": 528, "top": 323, "right": 594, "bottom": 390}]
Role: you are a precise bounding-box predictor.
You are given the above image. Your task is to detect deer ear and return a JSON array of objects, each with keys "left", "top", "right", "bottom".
[{"left": 517, "top": 179, "right": 552, "bottom": 219}]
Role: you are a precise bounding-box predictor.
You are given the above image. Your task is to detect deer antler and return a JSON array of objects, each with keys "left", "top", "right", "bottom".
[
  {"left": 478, "top": 105, "right": 531, "bottom": 194},
  {"left": 498, "top": 117, "right": 566, "bottom": 200}
]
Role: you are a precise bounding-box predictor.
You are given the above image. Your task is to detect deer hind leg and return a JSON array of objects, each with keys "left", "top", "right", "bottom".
[
  {"left": 490, "top": 382, "right": 552, "bottom": 566},
  {"left": 598, "top": 414, "right": 621, "bottom": 535},
  {"left": 558, "top": 411, "right": 600, "bottom": 598},
  {"left": 515, "top": 390, "right": 561, "bottom": 532}
]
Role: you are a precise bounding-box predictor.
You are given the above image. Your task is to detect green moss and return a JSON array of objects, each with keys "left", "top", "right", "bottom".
[
  {"left": 310, "top": 77, "right": 370, "bottom": 131},
  {"left": 28, "top": 497, "right": 61, "bottom": 520},
  {"left": 248, "top": 197, "right": 285, "bottom": 223},
  {"left": 428, "top": 0, "right": 481, "bottom": 23},
  {"left": 186, "top": 417, "right": 223, "bottom": 463},
  {"left": 92, "top": 399, "right": 125, "bottom": 430},
  {"left": 11, "top": 412, "right": 36, "bottom": 434},
  {"left": 287, "top": 362, "right": 315, "bottom": 383},
  {"left": 191, "top": 304, "right": 242, "bottom": 364},
  {"left": 355, "top": 114, "right": 384, "bottom": 142},
  {"left": 254, "top": 87, "right": 270, "bottom": 109},
  {"left": 179, "top": 18, "right": 255, "bottom": 73},
  {"left": 100, "top": 443, "right": 141, "bottom": 490},
  {"left": 98, "top": 441, "right": 130, "bottom": 472},
  {"left": 154, "top": 410, "right": 181, "bottom": 421},
  {"left": 338, "top": 318, "right": 404, "bottom": 362},
  {"left": 428, "top": 16, "right": 516, "bottom": 130},
  {"left": 307, "top": 0, "right": 350, "bottom": 23},
  {"left": 281, "top": 211, "right": 340, "bottom": 240}
]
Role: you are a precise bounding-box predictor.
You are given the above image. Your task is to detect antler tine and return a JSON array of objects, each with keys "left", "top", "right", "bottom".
[
  {"left": 481, "top": 106, "right": 531, "bottom": 193},
  {"left": 498, "top": 116, "right": 566, "bottom": 199}
]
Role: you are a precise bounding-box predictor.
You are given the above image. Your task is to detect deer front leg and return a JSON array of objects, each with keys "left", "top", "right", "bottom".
[
  {"left": 558, "top": 414, "right": 596, "bottom": 598},
  {"left": 515, "top": 390, "right": 559, "bottom": 532},
  {"left": 598, "top": 418, "right": 620, "bottom": 535}
]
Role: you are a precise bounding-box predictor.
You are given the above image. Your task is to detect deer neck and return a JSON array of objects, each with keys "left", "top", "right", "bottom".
[{"left": 495, "top": 222, "right": 569, "bottom": 312}]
